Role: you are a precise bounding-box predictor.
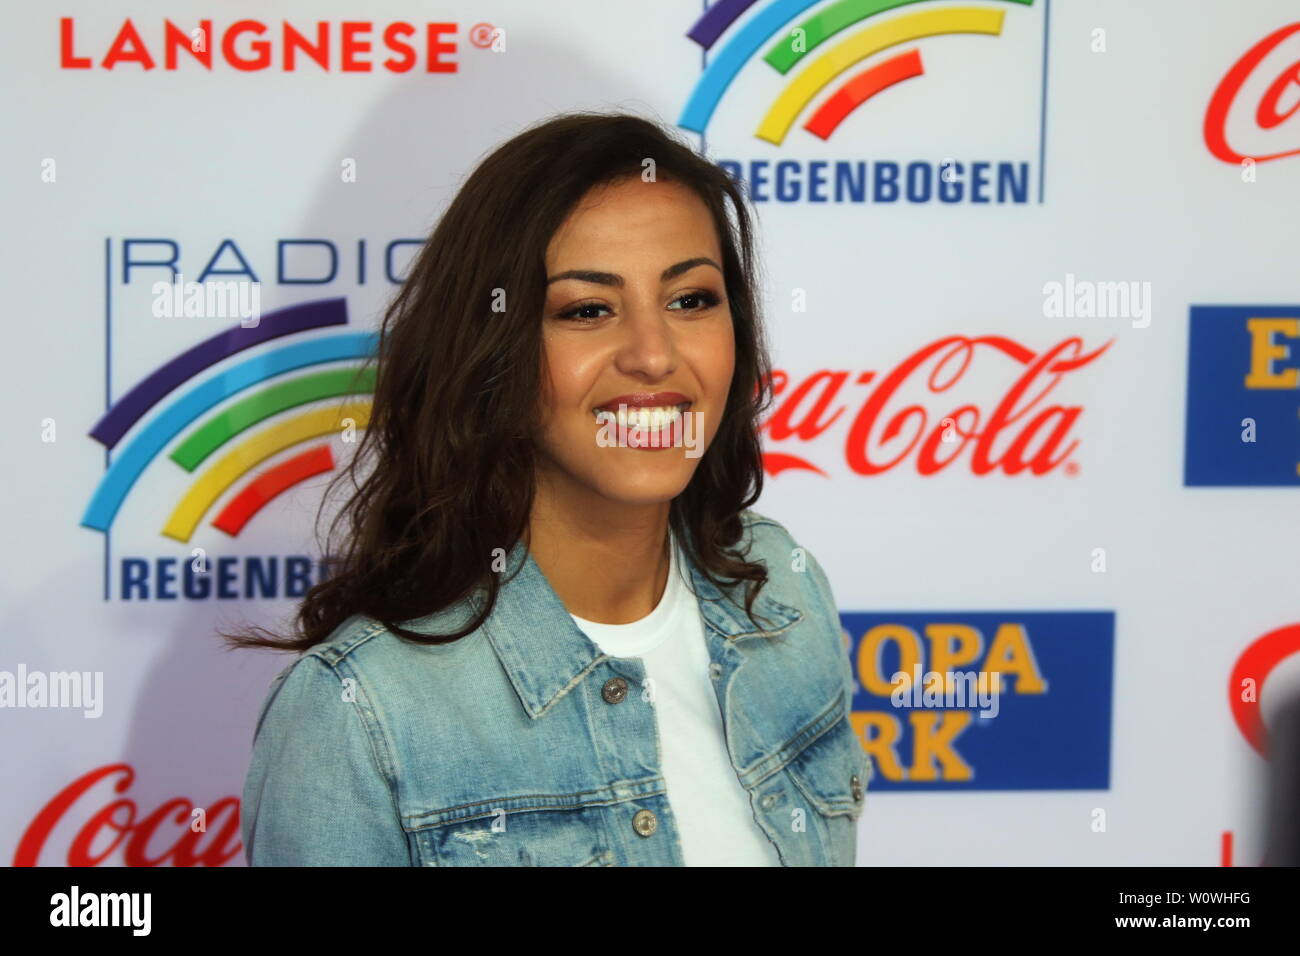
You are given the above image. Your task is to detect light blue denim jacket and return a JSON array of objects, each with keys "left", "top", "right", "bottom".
[{"left": 240, "top": 510, "right": 871, "bottom": 866}]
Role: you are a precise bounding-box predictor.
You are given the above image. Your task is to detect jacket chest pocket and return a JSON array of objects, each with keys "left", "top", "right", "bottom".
[
  {"left": 415, "top": 804, "right": 616, "bottom": 867},
  {"left": 780, "top": 717, "right": 872, "bottom": 866}
]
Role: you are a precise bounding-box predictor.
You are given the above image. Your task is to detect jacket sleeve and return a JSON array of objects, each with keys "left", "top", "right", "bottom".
[
  {"left": 801, "top": 546, "right": 856, "bottom": 713},
  {"left": 240, "top": 654, "right": 412, "bottom": 866}
]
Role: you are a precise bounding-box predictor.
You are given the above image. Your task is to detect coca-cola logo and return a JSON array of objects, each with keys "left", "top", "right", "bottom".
[
  {"left": 14, "top": 763, "right": 241, "bottom": 867},
  {"left": 1220, "top": 623, "right": 1300, "bottom": 865},
  {"left": 1228, "top": 623, "right": 1300, "bottom": 758},
  {"left": 1204, "top": 22, "right": 1300, "bottom": 164},
  {"left": 760, "top": 335, "right": 1111, "bottom": 478}
]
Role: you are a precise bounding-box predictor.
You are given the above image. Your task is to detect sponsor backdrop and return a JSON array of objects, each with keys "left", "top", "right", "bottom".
[{"left": 2, "top": 0, "right": 1298, "bottom": 866}]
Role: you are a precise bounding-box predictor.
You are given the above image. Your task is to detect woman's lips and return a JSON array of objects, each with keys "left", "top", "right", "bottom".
[
  {"left": 590, "top": 392, "right": 695, "bottom": 451},
  {"left": 591, "top": 405, "right": 692, "bottom": 451},
  {"left": 593, "top": 402, "right": 690, "bottom": 428},
  {"left": 592, "top": 391, "right": 691, "bottom": 413},
  {"left": 597, "top": 415, "right": 688, "bottom": 451}
]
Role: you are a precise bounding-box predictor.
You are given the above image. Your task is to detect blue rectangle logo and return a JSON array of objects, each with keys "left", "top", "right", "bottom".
[
  {"left": 842, "top": 610, "right": 1114, "bottom": 791},
  {"left": 1185, "top": 305, "right": 1300, "bottom": 486}
]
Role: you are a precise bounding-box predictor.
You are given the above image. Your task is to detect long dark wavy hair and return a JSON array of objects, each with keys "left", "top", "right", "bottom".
[{"left": 223, "top": 110, "right": 777, "bottom": 652}]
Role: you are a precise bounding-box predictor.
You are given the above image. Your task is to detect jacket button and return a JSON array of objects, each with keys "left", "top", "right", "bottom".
[
  {"left": 632, "top": 809, "right": 658, "bottom": 837},
  {"left": 851, "top": 774, "right": 864, "bottom": 802},
  {"left": 602, "top": 677, "right": 628, "bottom": 704}
]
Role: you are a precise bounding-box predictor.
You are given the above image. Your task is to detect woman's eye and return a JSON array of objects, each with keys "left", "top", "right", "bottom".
[
  {"left": 556, "top": 302, "right": 611, "bottom": 322},
  {"left": 555, "top": 291, "right": 721, "bottom": 322},
  {"left": 668, "top": 290, "right": 721, "bottom": 312}
]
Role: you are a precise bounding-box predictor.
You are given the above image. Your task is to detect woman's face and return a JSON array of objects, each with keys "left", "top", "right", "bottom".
[{"left": 536, "top": 175, "right": 736, "bottom": 508}]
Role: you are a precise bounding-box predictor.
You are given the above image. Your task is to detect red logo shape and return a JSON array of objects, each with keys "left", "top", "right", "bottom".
[
  {"left": 1205, "top": 22, "right": 1300, "bottom": 163},
  {"left": 14, "top": 763, "right": 242, "bottom": 867},
  {"left": 1228, "top": 623, "right": 1300, "bottom": 758},
  {"left": 760, "top": 335, "right": 1111, "bottom": 478}
]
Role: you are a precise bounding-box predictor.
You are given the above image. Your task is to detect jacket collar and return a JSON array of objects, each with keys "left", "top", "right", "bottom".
[{"left": 481, "top": 524, "right": 804, "bottom": 719}]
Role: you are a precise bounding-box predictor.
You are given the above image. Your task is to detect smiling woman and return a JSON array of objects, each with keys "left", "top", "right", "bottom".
[
  {"left": 531, "top": 175, "right": 740, "bottom": 619},
  {"left": 227, "top": 110, "right": 869, "bottom": 867}
]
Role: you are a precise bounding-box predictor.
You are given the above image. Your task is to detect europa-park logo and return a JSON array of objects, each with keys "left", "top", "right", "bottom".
[{"left": 80, "top": 298, "right": 375, "bottom": 595}]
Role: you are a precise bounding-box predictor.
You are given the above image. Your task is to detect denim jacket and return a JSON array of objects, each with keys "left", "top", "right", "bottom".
[{"left": 240, "top": 510, "right": 872, "bottom": 866}]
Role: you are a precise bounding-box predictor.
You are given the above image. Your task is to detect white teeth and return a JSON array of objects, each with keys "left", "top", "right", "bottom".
[{"left": 593, "top": 404, "right": 686, "bottom": 428}]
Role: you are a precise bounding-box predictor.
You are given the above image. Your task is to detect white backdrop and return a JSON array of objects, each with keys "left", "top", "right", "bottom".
[{"left": 3, "top": 0, "right": 1299, "bottom": 866}]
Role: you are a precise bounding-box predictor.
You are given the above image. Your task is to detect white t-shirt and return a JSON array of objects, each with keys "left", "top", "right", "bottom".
[{"left": 569, "top": 532, "right": 782, "bottom": 866}]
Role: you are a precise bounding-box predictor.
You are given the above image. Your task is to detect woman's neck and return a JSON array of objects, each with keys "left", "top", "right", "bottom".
[{"left": 526, "top": 475, "right": 672, "bottom": 625}]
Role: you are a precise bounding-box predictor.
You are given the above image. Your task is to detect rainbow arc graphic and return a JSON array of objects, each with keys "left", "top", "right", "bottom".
[
  {"left": 82, "top": 298, "right": 377, "bottom": 543},
  {"left": 679, "top": 0, "right": 1035, "bottom": 143}
]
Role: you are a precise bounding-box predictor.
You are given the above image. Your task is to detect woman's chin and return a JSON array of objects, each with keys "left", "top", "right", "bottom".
[{"left": 592, "top": 465, "right": 696, "bottom": 505}]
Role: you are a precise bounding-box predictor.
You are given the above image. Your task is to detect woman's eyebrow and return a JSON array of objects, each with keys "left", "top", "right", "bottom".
[{"left": 546, "top": 257, "right": 722, "bottom": 287}]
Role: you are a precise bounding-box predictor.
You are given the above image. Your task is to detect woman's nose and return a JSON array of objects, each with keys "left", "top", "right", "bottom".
[{"left": 613, "top": 304, "right": 676, "bottom": 379}]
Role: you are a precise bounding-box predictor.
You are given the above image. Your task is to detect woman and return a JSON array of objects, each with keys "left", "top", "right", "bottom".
[{"left": 232, "top": 111, "right": 871, "bottom": 866}]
